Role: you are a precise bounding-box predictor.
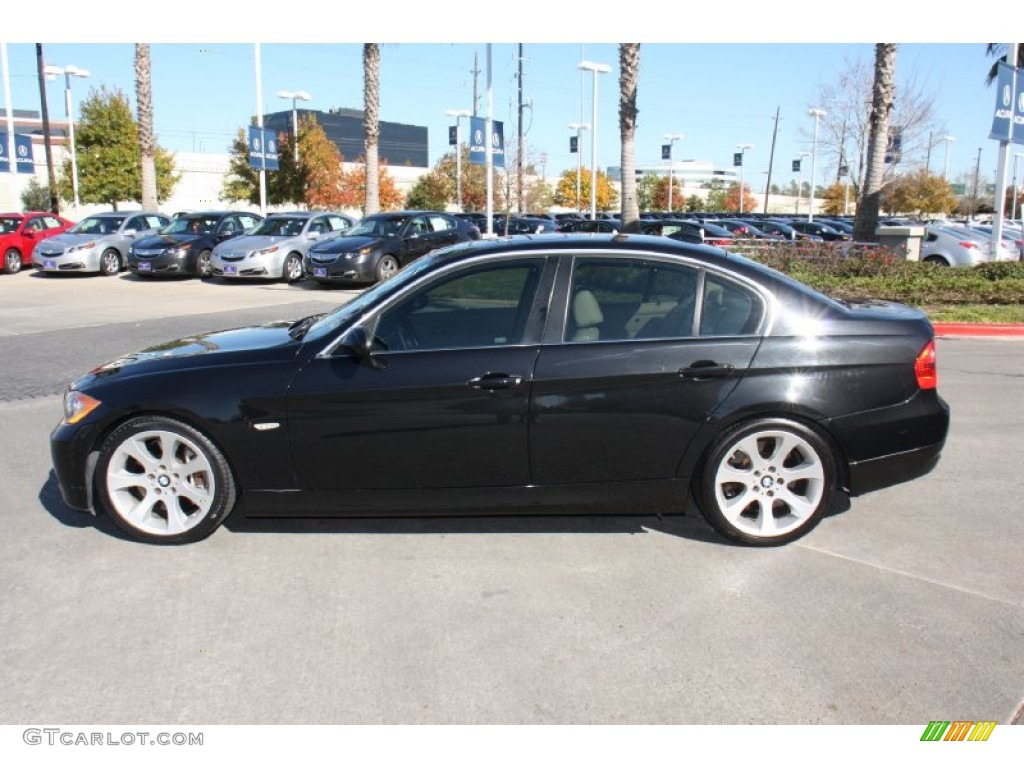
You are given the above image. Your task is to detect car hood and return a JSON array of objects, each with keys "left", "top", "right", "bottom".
[
  {"left": 216, "top": 234, "right": 298, "bottom": 253},
  {"left": 134, "top": 234, "right": 202, "bottom": 249},
  {"left": 74, "top": 321, "right": 302, "bottom": 387},
  {"left": 310, "top": 234, "right": 382, "bottom": 254},
  {"left": 37, "top": 232, "right": 114, "bottom": 251}
]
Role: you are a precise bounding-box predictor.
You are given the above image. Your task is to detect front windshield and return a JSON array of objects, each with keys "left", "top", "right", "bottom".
[
  {"left": 249, "top": 217, "right": 306, "bottom": 237},
  {"left": 303, "top": 248, "right": 465, "bottom": 343},
  {"left": 346, "top": 216, "right": 409, "bottom": 238},
  {"left": 162, "top": 216, "right": 220, "bottom": 236},
  {"left": 70, "top": 216, "right": 125, "bottom": 235},
  {"left": 0, "top": 217, "right": 21, "bottom": 234}
]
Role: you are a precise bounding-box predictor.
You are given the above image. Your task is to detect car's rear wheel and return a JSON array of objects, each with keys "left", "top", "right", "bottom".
[
  {"left": 100, "top": 249, "right": 121, "bottom": 276},
  {"left": 282, "top": 253, "right": 303, "bottom": 283},
  {"left": 699, "top": 418, "right": 836, "bottom": 546},
  {"left": 924, "top": 255, "right": 949, "bottom": 266},
  {"left": 3, "top": 248, "right": 22, "bottom": 274},
  {"left": 376, "top": 254, "right": 399, "bottom": 282},
  {"left": 95, "top": 416, "right": 236, "bottom": 544},
  {"left": 196, "top": 250, "right": 213, "bottom": 278}
]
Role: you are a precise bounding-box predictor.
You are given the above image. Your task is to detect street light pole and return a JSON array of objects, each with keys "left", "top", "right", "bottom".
[
  {"left": 795, "top": 152, "right": 811, "bottom": 215},
  {"left": 578, "top": 60, "right": 610, "bottom": 220},
  {"left": 568, "top": 122, "right": 589, "bottom": 213},
  {"left": 808, "top": 107, "right": 827, "bottom": 222},
  {"left": 942, "top": 135, "right": 956, "bottom": 180},
  {"left": 43, "top": 64, "right": 89, "bottom": 209},
  {"left": 445, "top": 108, "right": 471, "bottom": 211},
  {"left": 276, "top": 90, "right": 312, "bottom": 162},
  {"left": 736, "top": 143, "right": 753, "bottom": 215},
  {"left": 664, "top": 133, "right": 683, "bottom": 213}
]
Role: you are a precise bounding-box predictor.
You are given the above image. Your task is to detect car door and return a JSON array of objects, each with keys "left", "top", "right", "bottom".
[
  {"left": 529, "top": 254, "right": 766, "bottom": 486},
  {"left": 287, "top": 256, "right": 555, "bottom": 497}
]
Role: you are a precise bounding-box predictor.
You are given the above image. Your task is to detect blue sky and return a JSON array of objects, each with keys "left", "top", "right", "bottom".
[{"left": 2, "top": 6, "right": 1011, "bottom": 192}]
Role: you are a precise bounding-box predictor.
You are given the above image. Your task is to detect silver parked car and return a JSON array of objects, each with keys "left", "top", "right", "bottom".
[
  {"left": 32, "top": 211, "right": 170, "bottom": 275},
  {"left": 920, "top": 225, "right": 1016, "bottom": 267},
  {"left": 211, "top": 211, "right": 356, "bottom": 282}
]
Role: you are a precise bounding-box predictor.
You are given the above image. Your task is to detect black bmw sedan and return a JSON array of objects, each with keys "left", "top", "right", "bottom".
[
  {"left": 52, "top": 234, "right": 949, "bottom": 546},
  {"left": 127, "top": 211, "right": 262, "bottom": 278},
  {"left": 304, "top": 210, "right": 480, "bottom": 285}
]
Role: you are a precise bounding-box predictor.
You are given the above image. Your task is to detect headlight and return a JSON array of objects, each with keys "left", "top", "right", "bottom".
[
  {"left": 169, "top": 243, "right": 192, "bottom": 256},
  {"left": 254, "top": 245, "right": 279, "bottom": 256},
  {"left": 68, "top": 241, "right": 96, "bottom": 253},
  {"left": 63, "top": 390, "right": 102, "bottom": 425},
  {"left": 346, "top": 247, "right": 374, "bottom": 259}
]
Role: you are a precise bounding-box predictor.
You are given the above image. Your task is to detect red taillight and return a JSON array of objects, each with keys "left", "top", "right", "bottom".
[
  {"left": 958, "top": 241, "right": 978, "bottom": 249},
  {"left": 915, "top": 341, "right": 937, "bottom": 390},
  {"left": 706, "top": 238, "right": 730, "bottom": 247}
]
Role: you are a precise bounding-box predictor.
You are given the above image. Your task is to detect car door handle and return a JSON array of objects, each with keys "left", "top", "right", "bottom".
[
  {"left": 679, "top": 361, "right": 735, "bottom": 380},
  {"left": 468, "top": 373, "right": 524, "bottom": 390}
]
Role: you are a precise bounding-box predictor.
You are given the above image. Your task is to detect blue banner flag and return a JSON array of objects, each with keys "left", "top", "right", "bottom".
[
  {"left": 247, "top": 126, "right": 280, "bottom": 171},
  {"left": 468, "top": 116, "right": 504, "bottom": 168},
  {"left": 0, "top": 133, "right": 35, "bottom": 173},
  {"left": 989, "top": 62, "right": 1024, "bottom": 144}
]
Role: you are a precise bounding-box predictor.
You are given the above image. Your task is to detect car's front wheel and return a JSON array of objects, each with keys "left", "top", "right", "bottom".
[
  {"left": 196, "top": 250, "right": 213, "bottom": 278},
  {"left": 3, "top": 248, "right": 23, "bottom": 274},
  {"left": 95, "top": 416, "right": 236, "bottom": 544},
  {"left": 698, "top": 418, "right": 836, "bottom": 546},
  {"left": 100, "top": 249, "right": 121, "bottom": 276},
  {"left": 376, "top": 254, "right": 400, "bottom": 282},
  {"left": 282, "top": 253, "right": 303, "bottom": 283}
]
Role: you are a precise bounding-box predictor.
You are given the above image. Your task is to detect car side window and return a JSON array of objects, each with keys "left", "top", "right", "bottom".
[
  {"left": 308, "top": 217, "right": 328, "bottom": 234},
  {"left": 218, "top": 217, "right": 239, "bottom": 235},
  {"left": 25, "top": 217, "right": 45, "bottom": 232},
  {"left": 328, "top": 215, "right": 351, "bottom": 232},
  {"left": 566, "top": 258, "right": 701, "bottom": 343},
  {"left": 42, "top": 216, "right": 62, "bottom": 229},
  {"left": 699, "top": 274, "right": 764, "bottom": 337},
  {"left": 428, "top": 215, "right": 453, "bottom": 233},
  {"left": 409, "top": 217, "right": 430, "bottom": 236},
  {"left": 126, "top": 216, "right": 146, "bottom": 231},
  {"left": 373, "top": 260, "right": 545, "bottom": 352},
  {"left": 237, "top": 215, "right": 259, "bottom": 231}
]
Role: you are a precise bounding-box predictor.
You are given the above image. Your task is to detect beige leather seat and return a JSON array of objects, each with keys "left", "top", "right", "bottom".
[{"left": 570, "top": 290, "right": 603, "bottom": 342}]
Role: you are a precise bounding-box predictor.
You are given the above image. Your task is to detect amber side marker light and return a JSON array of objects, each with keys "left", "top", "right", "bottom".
[
  {"left": 63, "top": 391, "right": 102, "bottom": 425},
  {"left": 915, "top": 341, "right": 938, "bottom": 390}
]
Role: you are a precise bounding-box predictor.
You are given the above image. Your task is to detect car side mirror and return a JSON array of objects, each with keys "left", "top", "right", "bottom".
[
  {"left": 307, "top": 232, "right": 320, "bottom": 240},
  {"left": 23, "top": 230, "right": 36, "bottom": 239},
  {"left": 124, "top": 229, "right": 137, "bottom": 238},
  {"left": 339, "top": 326, "right": 386, "bottom": 370}
]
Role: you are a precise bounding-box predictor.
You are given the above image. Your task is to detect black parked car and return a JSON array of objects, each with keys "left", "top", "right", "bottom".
[
  {"left": 127, "top": 211, "right": 263, "bottom": 278},
  {"left": 52, "top": 234, "right": 949, "bottom": 546},
  {"left": 305, "top": 211, "right": 480, "bottom": 285},
  {"left": 785, "top": 220, "right": 851, "bottom": 242},
  {"left": 497, "top": 216, "right": 559, "bottom": 235},
  {"left": 622, "top": 219, "right": 733, "bottom": 247}
]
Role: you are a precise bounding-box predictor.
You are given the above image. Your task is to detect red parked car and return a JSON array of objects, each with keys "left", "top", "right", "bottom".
[{"left": 1, "top": 212, "right": 75, "bottom": 274}]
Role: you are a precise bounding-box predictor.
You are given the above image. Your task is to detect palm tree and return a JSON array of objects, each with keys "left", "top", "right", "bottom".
[
  {"left": 363, "top": 44, "right": 380, "bottom": 216},
  {"left": 853, "top": 44, "right": 897, "bottom": 243},
  {"left": 618, "top": 43, "right": 641, "bottom": 227},
  {"left": 135, "top": 44, "right": 158, "bottom": 210},
  {"left": 985, "top": 43, "right": 1024, "bottom": 85}
]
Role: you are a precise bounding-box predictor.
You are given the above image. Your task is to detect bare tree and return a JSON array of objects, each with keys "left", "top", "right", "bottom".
[
  {"left": 853, "top": 44, "right": 897, "bottom": 243},
  {"left": 618, "top": 44, "right": 641, "bottom": 226},
  {"left": 135, "top": 44, "right": 158, "bottom": 209},
  {"left": 363, "top": 44, "right": 380, "bottom": 216},
  {"left": 809, "top": 48, "right": 942, "bottom": 199}
]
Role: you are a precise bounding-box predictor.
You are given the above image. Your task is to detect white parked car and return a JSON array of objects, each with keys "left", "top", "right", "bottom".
[
  {"left": 33, "top": 211, "right": 170, "bottom": 275},
  {"left": 921, "top": 225, "right": 1017, "bottom": 266},
  {"left": 211, "top": 211, "right": 356, "bottom": 282}
]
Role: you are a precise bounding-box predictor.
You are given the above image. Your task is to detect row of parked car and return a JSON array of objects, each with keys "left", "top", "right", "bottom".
[{"left": 4, "top": 207, "right": 1020, "bottom": 284}]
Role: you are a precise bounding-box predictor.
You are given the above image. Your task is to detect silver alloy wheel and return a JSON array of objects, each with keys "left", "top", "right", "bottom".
[
  {"left": 377, "top": 255, "right": 399, "bottom": 281},
  {"left": 104, "top": 429, "right": 217, "bottom": 537},
  {"left": 712, "top": 429, "right": 826, "bottom": 539},
  {"left": 284, "top": 253, "right": 303, "bottom": 282},
  {"left": 197, "top": 250, "right": 212, "bottom": 277},
  {"left": 3, "top": 248, "right": 21, "bottom": 274},
  {"left": 101, "top": 250, "right": 120, "bottom": 275}
]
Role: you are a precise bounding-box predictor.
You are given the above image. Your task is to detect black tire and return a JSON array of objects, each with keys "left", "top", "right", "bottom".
[
  {"left": 698, "top": 418, "right": 836, "bottom": 546},
  {"left": 196, "top": 250, "right": 213, "bottom": 278},
  {"left": 375, "top": 254, "right": 400, "bottom": 283},
  {"left": 3, "top": 248, "right": 22, "bottom": 275},
  {"left": 282, "top": 252, "right": 303, "bottom": 283},
  {"left": 94, "top": 416, "right": 236, "bottom": 544},
  {"left": 100, "top": 249, "right": 121, "bottom": 276},
  {"left": 923, "top": 255, "right": 949, "bottom": 267}
]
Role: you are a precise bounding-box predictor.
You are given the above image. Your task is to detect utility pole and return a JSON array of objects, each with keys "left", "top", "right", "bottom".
[
  {"left": 517, "top": 43, "right": 524, "bottom": 214},
  {"left": 471, "top": 52, "right": 481, "bottom": 116},
  {"left": 925, "top": 131, "right": 933, "bottom": 173},
  {"left": 763, "top": 106, "right": 780, "bottom": 214},
  {"left": 35, "top": 44, "right": 59, "bottom": 215},
  {"left": 973, "top": 146, "right": 983, "bottom": 219}
]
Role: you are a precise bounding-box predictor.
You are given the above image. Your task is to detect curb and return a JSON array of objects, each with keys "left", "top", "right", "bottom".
[{"left": 933, "top": 322, "right": 1024, "bottom": 338}]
